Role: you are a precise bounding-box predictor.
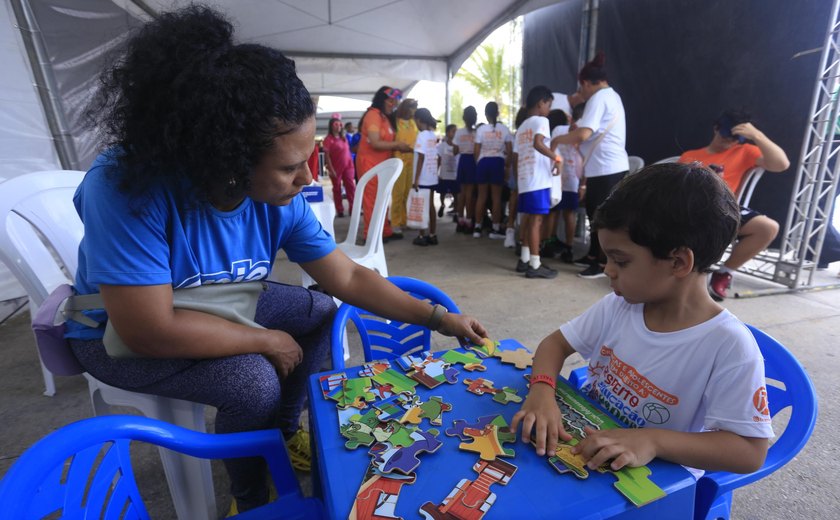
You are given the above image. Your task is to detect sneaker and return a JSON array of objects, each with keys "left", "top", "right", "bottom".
[
  {"left": 504, "top": 228, "right": 516, "bottom": 248},
  {"left": 488, "top": 230, "right": 505, "bottom": 240},
  {"left": 559, "top": 247, "right": 574, "bottom": 264},
  {"left": 573, "top": 255, "right": 597, "bottom": 267},
  {"left": 285, "top": 429, "right": 312, "bottom": 472},
  {"left": 472, "top": 227, "right": 482, "bottom": 238},
  {"left": 413, "top": 236, "right": 429, "bottom": 246},
  {"left": 709, "top": 271, "right": 732, "bottom": 301},
  {"left": 526, "top": 264, "right": 558, "bottom": 279},
  {"left": 428, "top": 235, "right": 439, "bottom": 245},
  {"left": 578, "top": 263, "right": 606, "bottom": 279},
  {"left": 515, "top": 260, "right": 529, "bottom": 273}
]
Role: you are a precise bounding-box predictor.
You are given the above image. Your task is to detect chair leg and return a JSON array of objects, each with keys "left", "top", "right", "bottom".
[{"left": 38, "top": 358, "right": 56, "bottom": 397}]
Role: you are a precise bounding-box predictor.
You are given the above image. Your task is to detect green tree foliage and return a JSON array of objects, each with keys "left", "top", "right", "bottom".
[{"left": 456, "top": 44, "right": 516, "bottom": 124}]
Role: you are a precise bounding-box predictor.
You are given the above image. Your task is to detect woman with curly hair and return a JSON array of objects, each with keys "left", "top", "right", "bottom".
[{"left": 71, "top": 6, "right": 487, "bottom": 513}]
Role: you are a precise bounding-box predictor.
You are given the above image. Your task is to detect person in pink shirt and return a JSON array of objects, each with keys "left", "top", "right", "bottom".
[{"left": 322, "top": 115, "right": 356, "bottom": 217}]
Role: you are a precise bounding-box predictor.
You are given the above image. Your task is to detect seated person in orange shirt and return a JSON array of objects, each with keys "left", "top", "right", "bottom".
[{"left": 679, "top": 109, "right": 790, "bottom": 300}]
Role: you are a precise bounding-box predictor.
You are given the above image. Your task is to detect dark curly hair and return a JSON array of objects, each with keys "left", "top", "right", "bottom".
[
  {"left": 592, "top": 163, "right": 740, "bottom": 273},
  {"left": 85, "top": 5, "right": 315, "bottom": 205}
]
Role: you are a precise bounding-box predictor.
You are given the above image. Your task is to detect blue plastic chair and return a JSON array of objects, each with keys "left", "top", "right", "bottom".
[
  {"left": 566, "top": 324, "right": 818, "bottom": 520},
  {"left": 330, "top": 276, "right": 461, "bottom": 369},
  {"left": 0, "top": 415, "right": 325, "bottom": 520}
]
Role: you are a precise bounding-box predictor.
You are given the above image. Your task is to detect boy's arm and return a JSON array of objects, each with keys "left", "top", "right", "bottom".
[
  {"left": 414, "top": 152, "right": 425, "bottom": 189},
  {"left": 574, "top": 426, "right": 768, "bottom": 474},
  {"left": 534, "top": 133, "right": 563, "bottom": 172},
  {"left": 511, "top": 330, "right": 576, "bottom": 456}
]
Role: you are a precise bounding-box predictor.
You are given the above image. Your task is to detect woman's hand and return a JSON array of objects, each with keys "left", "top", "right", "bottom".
[
  {"left": 511, "top": 384, "right": 571, "bottom": 456},
  {"left": 262, "top": 330, "right": 304, "bottom": 378},
  {"left": 436, "top": 313, "right": 487, "bottom": 345}
]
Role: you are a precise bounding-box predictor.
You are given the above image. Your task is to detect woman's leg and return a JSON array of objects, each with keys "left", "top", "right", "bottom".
[
  {"left": 342, "top": 167, "right": 356, "bottom": 213},
  {"left": 390, "top": 165, "right": 413, "bottom": 231}
]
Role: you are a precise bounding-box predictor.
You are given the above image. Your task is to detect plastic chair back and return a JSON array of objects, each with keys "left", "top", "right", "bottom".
[
  {"left": 735, "top": 167, "right": 764, "bottom": 207},
  {"left": 628, "top": 155, "right": 645, "bottom": 174},
  {"left": 0, "top": 415, "right": 325, "bottom": 519},
  {"left": 693, "top": 325, "right": 818, "bottom": 520},
  {"left": 330, "top": 276, "right": 461, "bottom": 369},
  {"left": 338, "top": 158, "right": 403, "bottom": 276},
  {"left": 653, "top": 155, "right": 681, "bottom": 165}
]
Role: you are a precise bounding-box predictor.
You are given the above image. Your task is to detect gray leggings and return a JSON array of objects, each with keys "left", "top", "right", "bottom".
[{"left": 70, "top": 281, "right": 336, "bottom": 510}]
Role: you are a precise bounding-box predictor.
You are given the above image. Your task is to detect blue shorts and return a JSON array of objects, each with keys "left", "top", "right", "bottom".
[
  {"left": 518, "top": 188, "right": 551, "bottom": 215},
  {"left": 556, "top": 190, "right": 579, "bottom": 210},
  {"left": 476, "top": 157, "right": 505, "bottom": 185},
  {"left": 457, "top": 154, "right": 477, "bottom": 184},
  {"left": 437, "top": 179, "right": 460, "bottom": 195}
]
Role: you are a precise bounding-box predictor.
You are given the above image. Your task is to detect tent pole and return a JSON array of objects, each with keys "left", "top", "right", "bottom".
[
  {"left": 9, "top": 0, "right": 79, "bottom": 170},
  {"left": 588, "top": 0, "right": 600, "bottom": 61},
  {"left": 445, "top": 60, "right": 452, "bottom": 125},
  {"left": 578, "top": 0, "right": 591, "bottom": 70}
]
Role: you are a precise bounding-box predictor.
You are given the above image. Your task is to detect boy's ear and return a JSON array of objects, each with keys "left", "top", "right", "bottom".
[{"left": 670, "top": 247, "right": 696, "bottom": 277}]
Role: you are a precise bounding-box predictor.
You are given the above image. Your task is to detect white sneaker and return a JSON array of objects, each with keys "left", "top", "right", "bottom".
[
  {"left": 472, "top": 227, "right": 481, "bottom": 238},
  {"left": 504, "top": 228, "right": 515, "bottom": 248}
]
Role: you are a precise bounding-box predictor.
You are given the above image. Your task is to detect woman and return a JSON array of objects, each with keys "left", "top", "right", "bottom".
[
  {"left": 71, "top": 7, "right": 486, "bottom": 513},
  {"left": 550, "top": 51, "right": 629, "bottom": 279},
  {"left": 323, "top": 115, "right": 356, "bottom": 217},
  {"left": 356, "top": 87, "right": 413, "bottom": 240},
  {"left": 391, "top": 98, "right": 419, "bottom": 237}
]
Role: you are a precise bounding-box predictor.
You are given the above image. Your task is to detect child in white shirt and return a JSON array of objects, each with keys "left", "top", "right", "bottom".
[
  {"left": 512, "top": 163, "right": 772, "bottom": 477},
  {"left": 411, "top": 108, "right": 440, "bottom": 246},
  {"left": 436, "top": 124, "right": 459, "bottom": 220},
  {"left": 549, "top": 104, "right": 585, "bottom": 262}
]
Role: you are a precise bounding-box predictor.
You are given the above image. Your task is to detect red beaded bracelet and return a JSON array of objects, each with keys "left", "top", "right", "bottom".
[{"left": 530, "top": 374, "right": 556, "bottom": 390}]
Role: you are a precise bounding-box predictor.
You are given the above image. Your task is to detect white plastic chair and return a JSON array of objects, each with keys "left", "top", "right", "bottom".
[
  {"left": 302, "top": 157, "right": 402, "bottom": 288},
  {"left": 0, "top": 171, "right": 217, "bottom": 520},
  {"left": 653, "top": 155, "right": 681, "bottom": 164},
  {"left": 627, "top": 155, "right": 645, "bottom": 174},
  {"left": 736, "top": 167, "right": 765, "bottom": 207}
]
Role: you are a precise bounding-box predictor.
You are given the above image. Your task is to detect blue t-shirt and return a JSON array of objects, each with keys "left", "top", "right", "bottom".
[{"left": 67, "top": 151, "right": 336, "bottom": 339}]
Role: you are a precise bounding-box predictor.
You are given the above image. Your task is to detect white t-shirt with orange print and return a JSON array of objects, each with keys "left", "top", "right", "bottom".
[{"left": 560, "top": 293, "right": 774, "bottom": 442}]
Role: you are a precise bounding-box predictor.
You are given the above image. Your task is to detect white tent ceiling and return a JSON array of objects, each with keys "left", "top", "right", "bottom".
[{"left": 143, "top": 0, "right": 563, "bottom": 100}]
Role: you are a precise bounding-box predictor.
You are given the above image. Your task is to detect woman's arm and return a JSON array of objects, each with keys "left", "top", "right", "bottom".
[
  {"left": 300, "top": 249, "right": 487, "bottom": 342},
  {"left": 323, "top": 146, "right": 337, "bottom": 178},
  {"left": 368, "top": 129, "right": 412, "bottom": 153},
  {"left": 99, "top": 284, "right": 302, "bottom": 376}
]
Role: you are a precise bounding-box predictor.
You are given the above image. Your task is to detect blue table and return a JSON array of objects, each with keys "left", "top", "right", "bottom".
[{"left": 306, "top": 339, "right": 696, "bottom": 519}]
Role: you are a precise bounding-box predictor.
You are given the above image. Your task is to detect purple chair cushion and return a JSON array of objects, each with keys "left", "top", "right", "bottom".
[{"left": 31, "top": 284, "right": 84, "bottom": 376}]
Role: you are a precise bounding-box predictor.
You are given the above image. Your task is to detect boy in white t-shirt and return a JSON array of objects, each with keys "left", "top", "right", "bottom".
[
  {"left": 436, "top": 124, "right": 460, "bottom": 220},
  {"left": 514, "top": 86, "right": 563, "bottom": 279},
  {"left": 511, "top": 164, "right": 773, "bottom": 476},
  {"left": 411, "top": 108, "right": 441, "bottom": 246}
]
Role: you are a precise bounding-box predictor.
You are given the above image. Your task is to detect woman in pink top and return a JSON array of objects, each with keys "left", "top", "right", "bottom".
[{"left": 322, "top": 115, "right": 356, "bottom": 216}]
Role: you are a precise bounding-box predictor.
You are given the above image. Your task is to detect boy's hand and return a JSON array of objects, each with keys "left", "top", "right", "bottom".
[
  {"left": 572, "top": 426, "right": 658, "bottom": 471},
  {"left": 511, "top": 384, "right": 572, "bottom": 456}
]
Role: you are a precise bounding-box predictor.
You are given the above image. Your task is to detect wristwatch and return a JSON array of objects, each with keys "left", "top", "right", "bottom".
[{"left": 427, "top": 304, "right": 447, "bottom": 331}]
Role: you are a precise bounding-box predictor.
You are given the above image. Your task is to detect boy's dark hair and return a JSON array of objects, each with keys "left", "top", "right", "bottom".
[
  {"left": 525, "top": 86, "right": 553, "bottom": 110},
  {"left": 445, "top": 123, "right": 457, "bottom": 133},
  {"left": 547, "top": 109, "right": 569, "bottom": 131},
  {"left": 592, "top": 163, "right": 739, "bottom": 273},
  {"left": 714, "top": 108, "right": 752, "bottom": 129},
  {"left": 86, "top": 5, "right": 315, "bottom": 205},
  {"left": 572, "top": 102, "right": 585, "bottom": 122}
]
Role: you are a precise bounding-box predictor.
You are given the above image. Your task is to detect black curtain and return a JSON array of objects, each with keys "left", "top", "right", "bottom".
[{"left": 524, "top": 0, "right": 832, "bottom": 248}]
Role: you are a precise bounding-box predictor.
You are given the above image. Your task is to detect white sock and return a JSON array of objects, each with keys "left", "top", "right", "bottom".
[
  {"left": 493, "top": 224, "right": 501, "bottom": 232},
  {"left": 530, "top": 255, "right": 541, "bottom": 269},
  {"left": 520, "top": 246, "right": 530, "bottom": 263}
]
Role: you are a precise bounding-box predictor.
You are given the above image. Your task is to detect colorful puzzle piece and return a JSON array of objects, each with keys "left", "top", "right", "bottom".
[
  {"left": 340, "top": 408, "right": 383, "bottom": 449},
  {"left": 545, "top": 438, "right": 589, "bottom": 479},
  {"left": 320, "top": 372, "right": 347, "bottom": 402},
  {"left": 372, "top": 369, "right": 418, "bottom": 395},
  {"left": 419, "top": 458, "right": 517, "bottom": 520},
  {"left": 341, "top": 377, "right": 377, "bottom": 409},
  {"left": 445, "top": 414, "right": 507, "bottom": 441},
  {"left": 459, "top": 423, "right": 516, "bottom": 461},
  {"left": 350, "top": 462, "right": 416, "bottom": 520},
  {"left": 440, "top": 349, "right": 487, "bottom": 372},
  {"left": 463, "top": 378, "right": 522, "bottom": 404},
  {"left": 416, "top": 396, "right": 453, "bottom": 426},
  {"left": 465, "top": 338, "right": 500, "bottom": 358},
  {"left": 596, "top": 465, "right": 667, "bottom": 507},
  {"left": 358, "top": 360, "right": 392, "bottom": 377},
  {"left": 369, "top": 429, "right": 443, "bottom": 475},
  {"left": 372, "top": 420, "right": 416, "bottom": 447}
]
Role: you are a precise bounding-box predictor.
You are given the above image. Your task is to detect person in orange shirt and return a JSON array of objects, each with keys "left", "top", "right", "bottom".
[
  {"left": 356, "top": 87, "right": 413, "bottom": 240},
  {"left": 679, "top": 109, "right": 790, "bottom": 299}
]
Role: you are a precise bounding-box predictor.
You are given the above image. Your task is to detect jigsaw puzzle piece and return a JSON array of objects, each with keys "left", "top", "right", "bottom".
[
  {"left": 465, "top": 338, "right": 500, "bottom": 358},
  {"left": 544, "top": 438, "right": 589, "bottom": 479},
  {"left": 358, "top": 359, "right": 392, "bottom": 377},
  {"left": 445, "top": 414, "right": 506, "bottom": 441},
  {"left": 492, "top": 386, "right": 523, "bottom": 405},
  {"left": 342, "top": 376, "right": 377, "bottom": 409},
  {"left": 372, "top": 420, "right": 416, "bottom": 447},
  {"left": 373, "top": 369, "right": 418, "bottom": 395},
  {"left": 440, "top": 349, "right": 487, "bottom": 372},
  {"left": 351, "top": 462, "right": 416, "bottom": 520},
  {"left": 596, "top": 464, "right": 666, "bottom": 507},
  {"left": 459, "top": 424, "right": 516, "bottom": 461},
  {"left": 370, "top": 429, "right": 443, "bottom": 475},
  {"left": 495, "top": 348, "right": 534, "bottom": 370},
  {"left": 417, "top": 396, "right": 453, "bottom": 426},
  {"left": 340, "top": 408, "right": 382, "bottom": 449},
  {"left": 319, "top": 372, "right": 347, "bottom": 402},
  {"left": 463, "top": 377, "right": 499, "bottom": 396},
  {"left": 395, "top": 351, "right": 433, "bottom": 372},
  {"left": 420, "top": 458, "right": 517, "bottom": 520}
]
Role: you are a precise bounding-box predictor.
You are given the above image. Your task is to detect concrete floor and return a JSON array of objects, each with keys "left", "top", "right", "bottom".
[{"left": 1, "top": 200, "right": 839, "bottom": 519}]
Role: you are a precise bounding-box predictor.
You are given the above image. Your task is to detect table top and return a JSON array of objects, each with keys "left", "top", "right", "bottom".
[{"left": 306, "top": 339, "right": 696, "bottom": 520}]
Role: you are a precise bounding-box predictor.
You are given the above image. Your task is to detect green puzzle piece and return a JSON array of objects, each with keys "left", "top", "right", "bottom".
[
  {"left": 492, "top": 386, "right": 523, "bottom": 405},
  {"left": 440, "top": 350, "right": 486, "bottom": 371},
  {"left": 342, "top": 377, "right": 376, "bottom": 409},
  {"left": 597, "top": 465, "right": 666, "bottom": 507},
  {"left": 372, "top": 369, "right": 418, "bottom": 395}
]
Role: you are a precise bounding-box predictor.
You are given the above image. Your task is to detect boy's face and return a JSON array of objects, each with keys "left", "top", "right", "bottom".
[
  {"left": 599, "top": 228, "right": 676, "bottom": 305},
  {"left": 537, "top": 99, "right": 552, "bottom": 117}
]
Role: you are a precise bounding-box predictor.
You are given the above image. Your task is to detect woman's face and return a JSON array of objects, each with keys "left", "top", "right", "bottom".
[
  {"left": 248, "top": 116, "right": 316, "bottom": 207},
  {"left": 384, "top": 97, "right": 399, "bottom": 114}
]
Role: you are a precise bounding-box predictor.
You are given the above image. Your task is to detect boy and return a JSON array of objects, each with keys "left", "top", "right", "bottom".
[
  {"left": 436, "top": 124, "right": 460, "bottom": 219},
  {"left": 514, "top": 86, "right": 563, "bottom": 279},
  {"left": 511, "top": 163, "right": 772, "bottom": 476},
  {"left": 411, "top": 108, "right": 440, "bottom": 246}
]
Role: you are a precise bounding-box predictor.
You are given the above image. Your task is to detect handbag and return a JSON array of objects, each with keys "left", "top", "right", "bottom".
[
  {"left": 406, "top": 188, "right": 430, "bottom": 229},
  {"left": 40, "top": 281, "right": 268, "bottom": 359}
]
